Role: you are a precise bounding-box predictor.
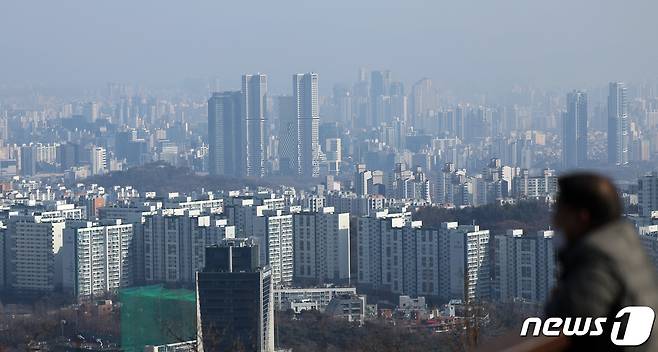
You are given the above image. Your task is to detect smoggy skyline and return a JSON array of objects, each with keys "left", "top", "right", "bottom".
[{"left": 2, "top": 0, "right": 658, "bottom": 94}]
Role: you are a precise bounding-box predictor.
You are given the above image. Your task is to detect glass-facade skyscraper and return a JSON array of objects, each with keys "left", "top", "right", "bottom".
[
  {"left": 563, "top": 90, "right": 588, "bottom": 168},
  {"left": 243, "top": 74, "right": 268, "bottom": 178},
  {"left": 608, "top": 82, "right": 629, "bottom": 165}
]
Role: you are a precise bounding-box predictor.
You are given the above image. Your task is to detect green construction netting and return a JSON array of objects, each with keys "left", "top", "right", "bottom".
[{"left": 120, "top": 285, "right": 196, "bottom": 351}]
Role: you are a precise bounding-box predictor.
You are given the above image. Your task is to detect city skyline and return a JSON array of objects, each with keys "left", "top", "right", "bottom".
[{"left": 3, "top": 1, "right": 658, "bottom": 350}]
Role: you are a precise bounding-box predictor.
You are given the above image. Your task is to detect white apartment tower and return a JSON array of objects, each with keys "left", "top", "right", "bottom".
[
  {"left": 62, "top": 220, "right": 134, "bottom": 298},
  {"left": 90, "top": 146, "right": 107, "bottom": 175},
  {"left": 251, "top": 209, "right": 294, "bottom": 287},
  {"left": 143, "top": 209, "right": 230, "bottom": 284},
  {"left": 293, "top": 207, "right": 350, "bottom": 285},
  {"left": 6, "top": 214, "right": 66, "bottom": 292}
]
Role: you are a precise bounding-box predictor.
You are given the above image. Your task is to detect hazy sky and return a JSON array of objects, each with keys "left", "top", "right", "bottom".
[{"left": 1, "top": 0, "right": 658, "bottom": 94}]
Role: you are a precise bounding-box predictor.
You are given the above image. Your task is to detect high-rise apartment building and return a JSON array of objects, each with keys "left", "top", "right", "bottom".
[
  {"left": 357, "top": 212, "right": 490, "bottom": 302},
  {"left": 62, "top": 220, "right": 134, "bottom": 298},
  {"left": 5, "top": 214, "right": 66, "bottom": 293},
  {"left": 293, "top": 207, "right": 350, "bottom": 285},
  {"left": 608, "top": 82, "right": 629, "bottom": 165},
  {"left": 90, "top": 146, "right": 107, "bottom": 175},
  {"left": 208, "top": 91, "right": 243, "bottom": 176},
  {"left": 563, "top": 90, "right": 588, "bottom": 168},
  {"left": 196, "top": 239, "right": 274, "bottom": 352},
  {"left": 491, "top": 230, "right": 555, "bottom": 303},
  {"left": 293, "top": 73, "right": 320, "bottom": 178},
  {"left": 98, "top": 203, "right": 159, "bottom": 285},
  {"left": 354, "top": 164, "right": 373, "bottom": 196},
  {"left": 143, "top": 209, "right": 230, "bottom": 284},
  {"left": 243, "top": 74, "right": 268, "bottom": 177},
  {"left": 511, "top": 169, "right": 558, "bottom": 199},
  {"left": 638, "top": 172, "right": 658, "bottom": 218},
  {"left": 441, "top": 222, "right": 490, "bottom": 302},
  {"left": 251, "top": 209, "right": 294, "bottom": 287}
]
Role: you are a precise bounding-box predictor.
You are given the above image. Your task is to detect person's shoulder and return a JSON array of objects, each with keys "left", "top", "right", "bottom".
[
  {"left": 581, "top": 220, "right": 654, "bottom": 279},
  {"left": 583, "top": 220, "right": 638, "bottom": 253}
]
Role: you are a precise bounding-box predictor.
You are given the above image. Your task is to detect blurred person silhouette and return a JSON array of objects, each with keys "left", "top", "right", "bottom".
[{"left": 546, "top": 173, "right": 658, "bottom": 351}]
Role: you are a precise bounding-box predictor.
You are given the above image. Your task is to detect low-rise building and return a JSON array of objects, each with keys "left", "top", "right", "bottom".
[
  {"left": 272, "top": 286, "right": 357, "bottom": 312},
  {"left": 325, "top": 293, "right": 366, "bottom": 324}
]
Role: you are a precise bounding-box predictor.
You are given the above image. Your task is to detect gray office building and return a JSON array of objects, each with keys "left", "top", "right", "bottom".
[
  {"left": 563, "top": 90, "right": 588, "bottom": 168},
  {"left": 208, "top": 91, "right": 243, "bottom": 176},
  {"left": 196, "top": 239, "right": 274, "bottom": 352},
  {"left": 277, "top": 96, "right": 297, "bottom": 175},
  {"left": 19, "top": 145, "right": 36, "bottom": 176}
]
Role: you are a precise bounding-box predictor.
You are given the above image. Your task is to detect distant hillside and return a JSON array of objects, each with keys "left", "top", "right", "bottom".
[
  {"left": 81, "top": 162, "right": 269, "bottom": 194},
  {"left": 413, "top": 201, "right": 552, "bottom": 235}
]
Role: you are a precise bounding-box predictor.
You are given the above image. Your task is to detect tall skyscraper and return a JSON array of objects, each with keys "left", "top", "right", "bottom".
[
  {"left": 19, "top": 145, "right": 36, "bottom": 176},
  {"left": 196, "top": 239, "right": 274, "bottom": 352},
  {"left": 608, "top": 82, "right": 629, "bottom": 165},
  {"left": 293, "top": 73, "right": 320, "bottom": 178},
  {"left": 389, "top": 82, "right": 408, "bottom": 123},
  {"left": 369, "top": 70, "right": 391, "bottom": 98},
  {"left": 208, "top": 91, "right": 243, "bottom": 176},
  {"left": 83, "top": 102, "right": 100, "bottom": 123},
  {"left": 454, "top": 105, "right": 465, "bottom": 140},
  {"left": 410, "top": 78, "right": 437, "bottom": 123},
  {"left": 563, "top": 90, "right": 588, "bottom": 168},
  {"left": 0, "top": 115, "right": 8, "bottom": 142},
  {"left": 243, "top": 74, "right": 268, "bottom": 177},
  {"left": 369, "top": 70, "right": 391, "bottom": 125},
  {"left": 277, "top": 96, "right": 297, "bottom": 175}
]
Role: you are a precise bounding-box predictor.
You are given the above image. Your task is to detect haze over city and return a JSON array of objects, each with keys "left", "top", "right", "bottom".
[
  {"left": 2, "top": 1, "right": 658, "bottom": 351},
  {"left": 2, "top": 0, "right": 658, "bottom": 94}
]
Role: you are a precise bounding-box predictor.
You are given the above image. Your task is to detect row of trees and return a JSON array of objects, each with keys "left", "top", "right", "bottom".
[{"left": 413, "top": 200, "right": 552, "bottom": 234}]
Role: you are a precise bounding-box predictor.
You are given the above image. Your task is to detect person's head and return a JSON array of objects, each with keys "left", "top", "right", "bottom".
[{"left": 553, "top": 173, "right": 622, "bottom": 242}]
